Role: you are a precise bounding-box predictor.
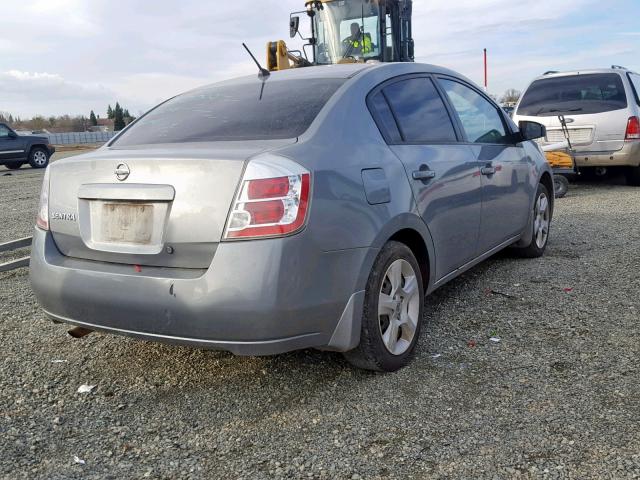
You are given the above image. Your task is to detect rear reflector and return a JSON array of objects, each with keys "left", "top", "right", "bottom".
[
  {"left": 626, "top": 116, "right": 640, "bottom": 140},
  {"left": 247, "top": 176, "right": 290, "bottom": 199},
  {"left": 245, "top": 199, "right": 286, "bottom": 225},
  {"left": 36, "top": 167, "right": 50, "bottom": 231},
  {"left": 224, "top": 156, "right": 311, "bottom": 240}
]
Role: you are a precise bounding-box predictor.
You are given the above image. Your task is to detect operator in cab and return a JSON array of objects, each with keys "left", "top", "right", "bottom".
[{"left": 342, "top": 22, "right": 372, "bottom": 57}]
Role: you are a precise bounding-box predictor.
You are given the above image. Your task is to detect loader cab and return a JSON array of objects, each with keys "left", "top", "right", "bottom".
[{"left": 296, "top": 0, "right": 413, "bottom": 65}]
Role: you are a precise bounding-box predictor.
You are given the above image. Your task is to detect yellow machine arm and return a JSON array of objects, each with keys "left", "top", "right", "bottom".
[{"left": 266, "top": 41, "right": 310, "bottom": 71}]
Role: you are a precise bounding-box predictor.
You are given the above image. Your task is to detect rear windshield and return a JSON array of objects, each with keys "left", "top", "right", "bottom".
[
  {"left": 113, "top": 78, "right": 345, "bottom": 146},
  {"left": 629, "top": 73, "right": 640, "bottom": 105},
  {"left": 518, "top": 73, "right": 627, "bottom": 116}
]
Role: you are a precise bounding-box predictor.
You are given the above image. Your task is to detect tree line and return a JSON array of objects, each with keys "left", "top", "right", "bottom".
[{"left": 1, "top": 102, "right": 136, "bottom": 133}]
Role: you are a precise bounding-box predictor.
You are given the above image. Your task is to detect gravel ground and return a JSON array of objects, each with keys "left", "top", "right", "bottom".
[{"left": 1, "top": 163, "right": 639, "bottom": 479}]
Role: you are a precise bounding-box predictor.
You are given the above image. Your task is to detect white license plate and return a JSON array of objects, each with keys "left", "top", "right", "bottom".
[{"left": 99, "top": 203, "right": 154, "bottom": 244}]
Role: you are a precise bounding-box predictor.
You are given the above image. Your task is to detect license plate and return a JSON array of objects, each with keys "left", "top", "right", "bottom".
[{"left": 99, "top": 203, "right": 154, "bottom": 244}]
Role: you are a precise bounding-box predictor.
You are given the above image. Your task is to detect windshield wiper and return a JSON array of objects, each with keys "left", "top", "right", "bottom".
[
  {"left": 531, "top": 106, "right": 583, "bottom": 115},
  {"left": 549, "top": 108, "right": 583, "bottom": 113}
]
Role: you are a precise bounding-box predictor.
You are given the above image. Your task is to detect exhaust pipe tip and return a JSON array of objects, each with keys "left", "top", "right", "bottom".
[{"left": 68, "top": 327, "right": 94, "bottom": 339}]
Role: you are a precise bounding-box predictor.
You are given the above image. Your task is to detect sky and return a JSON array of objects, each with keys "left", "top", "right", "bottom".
[{"left": 1, "top": 0, "right": 639, "bottom": 119}]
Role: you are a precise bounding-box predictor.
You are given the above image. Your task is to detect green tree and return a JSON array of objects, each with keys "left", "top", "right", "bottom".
[
  {"left": 501, "top": 88, "right": 521, "bottom": 104},
  {"left": 107, "top": 104, "right": 114, "bottom": 119},
  {"left": 114, "top": 103, "right": 125, "bottom": 131},
  {"left": 89, "top": 110, "right": 98, "bottom": 126}
]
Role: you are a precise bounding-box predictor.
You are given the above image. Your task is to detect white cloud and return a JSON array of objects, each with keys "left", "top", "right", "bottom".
[
  {"left": 0, "top": 70, "right": 111, "bottom": 100},
  {"left": 0, "top": 0, "right": 638, "bottom": 117},
  {"left": 0, "top": 70, "right": 114, "bottom": 117}
]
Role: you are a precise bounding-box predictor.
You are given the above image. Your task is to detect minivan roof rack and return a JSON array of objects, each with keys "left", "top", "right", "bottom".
[
  {"left": 611, "top": 65, "right": 628, "bottom": 70},
  {"left": 543, "top": 70, "right": 559, "bottom": 75}
]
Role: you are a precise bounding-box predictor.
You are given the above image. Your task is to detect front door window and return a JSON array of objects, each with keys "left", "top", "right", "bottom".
[{"left": 439, "top": 79, "right": 509, "bottom": 144}]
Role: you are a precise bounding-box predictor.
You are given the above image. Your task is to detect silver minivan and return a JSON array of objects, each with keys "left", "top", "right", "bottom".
[{"left": 513, "top": 67, "right": 640, "bottom": 185}]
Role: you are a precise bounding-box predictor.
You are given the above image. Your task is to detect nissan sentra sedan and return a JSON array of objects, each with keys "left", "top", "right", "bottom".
[{"left": 30, "top": 63, "right": 553, "bottom": 371}]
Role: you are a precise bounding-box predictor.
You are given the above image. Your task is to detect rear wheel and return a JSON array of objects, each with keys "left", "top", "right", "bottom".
[
  {"left": 513, "top": 183, "right": 551, "bottom": 258},
  {"left": 344, "top": 241, "right": 424, "bottom": 372},
  {"left": 627, "top": 166, "right": 640, "bottom": 186},
  {"left": 553, "top": 175, "right": 569, "bottom": 198},
  {"left": 28, "top": 147, "right": 49, "bottom": 169}
]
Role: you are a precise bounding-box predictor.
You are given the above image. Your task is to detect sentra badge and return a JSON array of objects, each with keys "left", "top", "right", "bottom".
[{"left": 51, "top": 212, "right": 77, "bottom": 221}]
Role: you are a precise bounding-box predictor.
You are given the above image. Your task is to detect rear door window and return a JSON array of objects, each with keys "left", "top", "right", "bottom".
[
  {"left": 368, "top": 92, "right": 402, "bottom": 143},
  {"left": 438, "top": 79, "right": 509, "bottom": 144},
  {"left": 628, "top": 73, "right": 640, "bottom": 105},
  {"left": 518, "top": 73, "right": 628, "bottom": 116},
  {"left": 382, "top": 77, "right": 457, "bottom": 143},
  {"left": 0, "top": 125, "right": 10, "bottom": 137},
  {"left": 113, "top": 78, "right": 345, "bottom": 146}
]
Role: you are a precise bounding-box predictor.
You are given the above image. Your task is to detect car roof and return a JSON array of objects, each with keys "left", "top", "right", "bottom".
[
  {"left": 196, "top": 62, "right": 470, "bottom": 90},
  {"left": 532, "top": 68, "right": 637, "bottom": 81}
]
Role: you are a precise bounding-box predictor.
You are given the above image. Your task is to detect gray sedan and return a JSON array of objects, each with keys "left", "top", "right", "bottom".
[{"left": 30, "top": 63, "right": 553, "bottom": 371}]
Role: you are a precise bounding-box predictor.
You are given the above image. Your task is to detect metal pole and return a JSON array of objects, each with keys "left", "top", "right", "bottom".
[{"left": 484, "top": 48, "right": 488, "bottom": 92}]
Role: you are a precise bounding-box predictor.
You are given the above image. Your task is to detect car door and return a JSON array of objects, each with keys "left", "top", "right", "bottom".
[
  {"left": 368, "top": 75, "right": 482, "bottom": 281},
  {"left": 0, "top": 124, "right": 26, "bottom": 162},
  {"left": 436, "top": 77, "right": 533, "bottom": 255},
  {"left": 0, "top": 124, "right": 15, "bottom": 161}
]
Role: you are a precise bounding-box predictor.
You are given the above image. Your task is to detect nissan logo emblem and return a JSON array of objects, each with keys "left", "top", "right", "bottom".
[{"left": 115, "top": 163, "right": 130, "bottom": 181}]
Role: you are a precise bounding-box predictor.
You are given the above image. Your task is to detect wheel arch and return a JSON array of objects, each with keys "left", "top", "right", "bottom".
[
  {"left": 539, "top": 171, "right": 555, "bottom": 219},
  {"left": 388, "top": 229, "right": 430, "bottom": 290},
  {"left": 366, "top": 213, "right": 436, "bottom": 293},
  {"left": 29, "top": 144, "right": 50, "bottom": 155}
]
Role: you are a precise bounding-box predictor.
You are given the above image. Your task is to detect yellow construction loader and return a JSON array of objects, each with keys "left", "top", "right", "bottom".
[{"left": 266, "top": 0, "right": 414, "bottom": 72}]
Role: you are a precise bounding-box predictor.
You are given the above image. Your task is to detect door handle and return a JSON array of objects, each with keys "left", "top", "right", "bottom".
[
  {"left": 412, "top": 169, "right": 436, "bottom": 180},
  {"left": 481, "top": 165, "right": 496, "bottom": 176}
]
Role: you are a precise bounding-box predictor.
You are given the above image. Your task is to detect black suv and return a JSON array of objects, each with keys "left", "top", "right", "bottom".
[{"left": 0, "top": 123, "right": 55, "bottom": 169}]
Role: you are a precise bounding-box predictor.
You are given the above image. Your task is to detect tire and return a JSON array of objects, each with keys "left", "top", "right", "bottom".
[
  {"left": 627, "top": 166, "right": 640, "bottom": 187},
  {"left": 6, "top": 163, "right": 23, "bottom": 170},
  {"left": 513, "top": 183, "right": 551, "bottom": 258},
  {"left": 344, "top": 241, "right": 424, "bottom": 372},
  {"left": 553, "top": 175, "right": 569, "bottom": 198},
  {"left": 28, "top": 147, "right": 50, "bottom": 169}
]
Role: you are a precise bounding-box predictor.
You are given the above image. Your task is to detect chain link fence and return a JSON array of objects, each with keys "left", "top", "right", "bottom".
[{"left": 46, "top": 131, "right": 119, "bottom": 145}]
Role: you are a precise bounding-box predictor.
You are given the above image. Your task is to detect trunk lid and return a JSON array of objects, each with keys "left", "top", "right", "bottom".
[{"left": 48, "top": 141, "right": 294, "bottom": 268}]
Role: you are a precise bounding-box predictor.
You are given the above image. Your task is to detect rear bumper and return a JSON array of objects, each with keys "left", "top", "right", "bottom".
[
  {"left": 29, "top": 229, "right": 373, "bottom": 355},
  {"left": 574, "top": 141, "right": 640, "bottom": 167}
]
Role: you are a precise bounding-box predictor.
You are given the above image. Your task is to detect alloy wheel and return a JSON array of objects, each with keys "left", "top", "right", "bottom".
[
  {"left": 33, "top": 151, "right": 48, "bottom": 166},
  {"left": 534, "top": 192, "right": 550, "bottom": 249},
  {"left": 377, "top": 259, "right": 420, "bottom": 356}
]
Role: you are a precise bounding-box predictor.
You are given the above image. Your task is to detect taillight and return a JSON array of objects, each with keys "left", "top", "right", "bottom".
[
  {"left": 626, "top": 116, "right": 640, "bottom": 140},
  {"left": 36, "top": 167, "right": 50, "bottom": 231},
  {"left": 224, "top": 155, "right": 311, "bottom": 240}
]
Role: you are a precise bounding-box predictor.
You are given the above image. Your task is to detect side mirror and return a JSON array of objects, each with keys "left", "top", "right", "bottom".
[
  {"left": 518, "top": 121, "right": 546, "bottom": 141},
  {"left": 8, "top": 130, "right": 18, "bottom": 139},
  {"left": 407, "top": 39, "right": 415, "bottom": 60},
  {"left": 290, "top": 16, "right": 300, "bottom": 38}
]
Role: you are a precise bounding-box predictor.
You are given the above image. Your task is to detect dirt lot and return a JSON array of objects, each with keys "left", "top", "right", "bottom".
[{"left": 1, "top": 156, "right": 639, "bottom": 479}]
